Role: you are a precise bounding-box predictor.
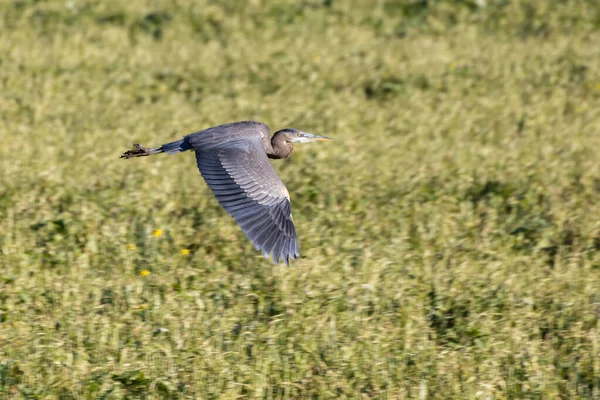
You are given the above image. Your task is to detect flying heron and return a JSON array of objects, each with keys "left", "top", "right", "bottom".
[{"left": 120, "top": 120, "right": 333, "bottom": 265}]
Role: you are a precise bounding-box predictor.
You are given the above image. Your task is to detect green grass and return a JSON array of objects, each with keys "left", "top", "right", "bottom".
[{"left": 2, "top": 0, "right": 600, "bottom": 398}]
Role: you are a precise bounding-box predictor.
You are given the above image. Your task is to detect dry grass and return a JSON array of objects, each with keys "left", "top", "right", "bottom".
[{"left": 2, "top": 0, "right": 600, "bottom": 398}]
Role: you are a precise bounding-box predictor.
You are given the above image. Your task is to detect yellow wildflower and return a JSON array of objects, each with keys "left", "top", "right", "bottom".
[
  {"left": 140, "top": 269, "right": 151, "bottom": 277},
  {"left": 127, "top": 243, "right": 137, "bottom": 251},
  {"left": 181, "top": 248, "right": 190, "bottom": 255},
  {"left": 152, "top": 229, "right": 163, "bottom": 237},
  {"left": 312, "top": 54, "right": 320, "bottom": 62}
]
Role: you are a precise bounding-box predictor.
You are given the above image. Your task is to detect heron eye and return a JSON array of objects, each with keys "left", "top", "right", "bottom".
[{"left": 297, "top": 133, "right": 301, "bottom": 136}]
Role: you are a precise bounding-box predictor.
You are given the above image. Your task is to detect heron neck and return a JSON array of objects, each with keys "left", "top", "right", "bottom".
[{"left": 266, "top": 135, "right": 293, "bottom": 159}]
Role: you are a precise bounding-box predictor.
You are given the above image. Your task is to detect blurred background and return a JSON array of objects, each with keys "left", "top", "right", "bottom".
[{"left": 1, "top": 0, "right": 600, "bottom": 398}]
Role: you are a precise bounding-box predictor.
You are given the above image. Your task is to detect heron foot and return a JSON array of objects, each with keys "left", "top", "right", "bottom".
[{"left": 120, "top": 144, "right": 151, "bottom": 159}]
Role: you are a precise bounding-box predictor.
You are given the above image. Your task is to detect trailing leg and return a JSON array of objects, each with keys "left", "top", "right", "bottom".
[
  {"left": 120, "top": 143, "right": 161, "bottom": 159},
  {"left": 120, "top": 138, "right": 191, "bottom": 159}
]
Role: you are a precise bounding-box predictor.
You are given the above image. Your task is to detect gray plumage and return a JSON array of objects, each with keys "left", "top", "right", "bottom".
[{"left": 120, "top": 120, "right": 333, "bottom": 265}]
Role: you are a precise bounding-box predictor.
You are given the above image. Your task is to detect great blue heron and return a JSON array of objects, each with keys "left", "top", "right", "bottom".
[{"left": 120, "top": 120, "right": 333, "bottom": 265}]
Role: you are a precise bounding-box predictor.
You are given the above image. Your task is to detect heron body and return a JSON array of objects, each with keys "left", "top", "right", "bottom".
[{"left": 120, "top": 120, "right": 333, "bottom": 265}]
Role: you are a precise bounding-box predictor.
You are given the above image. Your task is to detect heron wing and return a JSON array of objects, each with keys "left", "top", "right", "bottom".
[{"left": 193, "top": 136, "right": 299, "bottom": 264}]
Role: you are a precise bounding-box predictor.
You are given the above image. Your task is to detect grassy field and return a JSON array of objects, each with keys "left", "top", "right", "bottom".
[{"left": 2, "top": 0, "right": 600, "bottom": 398}]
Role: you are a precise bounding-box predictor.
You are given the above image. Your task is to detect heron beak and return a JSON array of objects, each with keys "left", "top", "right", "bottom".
[{"left": 291, "top": 132, "right": 334, "bottom": 143}]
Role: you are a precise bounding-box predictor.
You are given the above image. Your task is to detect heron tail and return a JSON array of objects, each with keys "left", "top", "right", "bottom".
[
  {"left": 120, "top": 139, "right": 191, "bottom": 159},
  {"left": 159, "top": 138, "right": 192, "bottom": 155}
]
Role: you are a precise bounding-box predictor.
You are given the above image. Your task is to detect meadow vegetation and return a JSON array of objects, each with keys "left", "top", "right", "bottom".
[{"left": 2, "top": 0, "right": 600, "bottom": 398}]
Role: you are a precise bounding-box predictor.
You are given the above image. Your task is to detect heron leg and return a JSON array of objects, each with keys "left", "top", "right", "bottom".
[{"left": 120, "top": 144, "right": 156, "bottom": 159}]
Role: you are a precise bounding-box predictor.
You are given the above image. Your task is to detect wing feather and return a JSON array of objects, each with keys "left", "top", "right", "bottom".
[{"left": 191, "top": 131, "right": 298, "bottom": 264}]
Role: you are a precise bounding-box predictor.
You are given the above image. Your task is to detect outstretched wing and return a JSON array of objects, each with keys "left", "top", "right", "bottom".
[{"left": 193, "top": 136, "right": 299, "bottom": 264}]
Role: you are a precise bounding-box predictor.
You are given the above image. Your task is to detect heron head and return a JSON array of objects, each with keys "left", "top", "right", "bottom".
[{"left": 278, "top": 128, "right": 334, "bottom": 143}]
